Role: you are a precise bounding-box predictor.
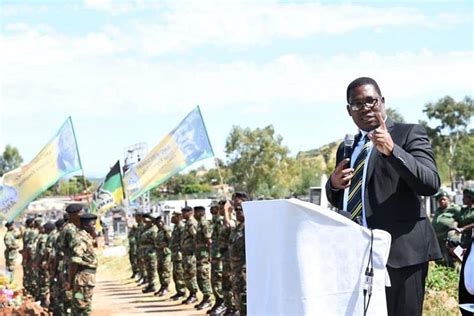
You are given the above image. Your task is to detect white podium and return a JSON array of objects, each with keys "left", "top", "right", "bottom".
[{"left": 243, "top": 199, "right": 391, "bottom": 316}]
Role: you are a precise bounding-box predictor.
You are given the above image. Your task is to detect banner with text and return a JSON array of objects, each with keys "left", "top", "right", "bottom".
[
  {"left": 0, "top": 117, "right": 82, "bottom": 221},
  {"left": 124, "top": 106, "right": 214, "bottom": 201}
]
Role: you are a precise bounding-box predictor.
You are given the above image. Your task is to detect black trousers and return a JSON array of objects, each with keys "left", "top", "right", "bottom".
[{"left": 385, "top": 262, "right": 429, "bottom": 316}]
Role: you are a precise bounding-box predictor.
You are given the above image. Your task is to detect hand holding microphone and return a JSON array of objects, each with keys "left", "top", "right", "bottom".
[{"left": 330, "top": 134, "right": 355, "bottom": 190}]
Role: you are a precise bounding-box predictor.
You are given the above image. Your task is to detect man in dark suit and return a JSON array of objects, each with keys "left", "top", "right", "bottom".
[{"left": 326, "top": 77, "right": 442, "bottom": 315}]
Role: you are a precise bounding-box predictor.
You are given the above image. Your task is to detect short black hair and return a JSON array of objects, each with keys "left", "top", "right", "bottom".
[
  {"left": 232, "top": 191, "right": 249, "bottom": 201},
  {"left": 346, "top": 77, "right": 382, "bottom": 103},
  {"left": 194, "top": 206, "right": 206, "bottom": 212},
  {"left": 181, "top": 206, "right": 193, "bottom": 213}
]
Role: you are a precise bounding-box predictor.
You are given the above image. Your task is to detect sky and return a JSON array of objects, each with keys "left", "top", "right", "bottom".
[{"left": 1, "top": 0, "right": 473, "bottom": 178}]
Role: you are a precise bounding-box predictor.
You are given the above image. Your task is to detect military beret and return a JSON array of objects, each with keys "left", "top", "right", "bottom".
[
  {"left": 55, "top": 219, "right": 65, "bottom": 228},
  {"left": 155, "top": 216, "right": 163, "bottom": 222},
  {"left": 5, "top": 221, "right": 14, "bottom": 228},
  {"left": 79, "top": 213, "right": 98, "bottom": 221},
  {"left": 65, "top": 203, "right": 84, "bottom": 214},
  {"left": 435, "top": 191, "right": 449, "bottom": 200},
  {"left": 25, "top": 218, "right": 34, "bottom": 225},
  {"left": 463, "top": 188, "right": 474, "bottom": 198},
  {"left": 181, "top": 206, "right": 193, "bottom": 213},
  {"left": 43, "top": 221, "right": 55, "bottom": 231},
  {"left": 233, "top": 191, "right": 249, "bottom": 200},
  {"left": 194, "top": 206, "right": 206, "bottom": 212},
  {"left": 210, "top": 201, "right": 219, "bottom": 208}
]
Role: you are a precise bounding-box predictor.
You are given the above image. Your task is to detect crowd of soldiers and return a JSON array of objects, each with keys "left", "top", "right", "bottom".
[
  {"left": 3, "top": 203, "right": 98, "bottom": 316},
  {"left": 128, "top": 192, "right": 249, "bottom": 316},
  {"left": 431, "top": 187, "right": 474, "bottom": 267}
]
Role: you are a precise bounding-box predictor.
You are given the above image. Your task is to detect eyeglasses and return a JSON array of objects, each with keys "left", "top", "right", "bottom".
[{"left": 348, "top": 97, "right": 380, "bottom": 111}]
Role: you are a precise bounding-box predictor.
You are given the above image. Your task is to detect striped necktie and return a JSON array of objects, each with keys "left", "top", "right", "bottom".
[{"left": 347, "top": 136, "right": 370, "bottom": 221}]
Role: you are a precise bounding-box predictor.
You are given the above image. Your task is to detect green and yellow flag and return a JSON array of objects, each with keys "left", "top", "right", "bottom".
[
  {"left": 0, "top": 117, "right": 82, "bottom": 221},
  {"left": 91, "top": 160, "right": 124, "bottom": 215}
]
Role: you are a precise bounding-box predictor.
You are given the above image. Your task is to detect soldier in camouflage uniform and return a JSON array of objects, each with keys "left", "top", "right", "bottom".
[
  {"left": 68, "top": 213, "right": 98, "bottom": 316},
  {"left": 154, "top": 216, "right": 172, "bottom": 296},
  {"left": 34, "top": 221, "right": 55, "bottom": 307},
  {"left": 194, "top": 205, "right": 213, "bottom": 310},
  {"left": 3, "top": 221, "right": 20, "bottom": 282},
  {"left": 135, "top": 212, "right": 147, "bottom": 285},
  {"left": 28, "top": 218, "right": 42, "bottom": 297},
  {"left": 128, "top": 221, "right": 138, "bottom": 278},
  {"left": 59, "top": 203, "right": 85, "bottom": 315},
  {"left": 228, "top": 193, "right": 249, "bottom": 316},
  {"left": 209, "top": 201, "right": 225, "bottom": 314},
  {"left": 169, "top": 211, "right": 186, "bottom": 301},
  {"left": 218, "top": 200, "right": 237, "bottom": 315},
  {"left": 455, "top": 188, "right": 474, "bottom": 248},
  {"left": 181, "top": 206, "right": 199, "bottom": 305},
  {"left": 48, "top": 218, "right": 65, "bottom": 316},
  {"left": 140, "top": 214, "right": 158, "bottom": 293},
  {"left": 21, "top": 217, "right": 36, "bottom": 295}
]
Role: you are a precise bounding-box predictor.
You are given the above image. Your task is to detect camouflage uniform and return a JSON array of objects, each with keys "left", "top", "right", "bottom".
[
  {"left": 181, "top": 217, "right": 199, "bottom": 294},
  {"left": 456, "top": 205, "right": 474, "bottom": 248},
  {"left": 4, "top": 228, "right": 20, "bottom": 277},
  {"left": 59, "top": 222, "right": 80, "bottom": 314},
  {"left": 136, "top": 223, "right": 147, "bottom": 281},
  {"left": 23, "top": 227, "right": 39, "bottom": 295},
  {"left": 229, "top": 222, "right": 247, "bottom": 315},
  {"left": 169, "top": 220, "right": 186, "bottom": 295},
  {"left": 71, "top": 229, "right": 98, "bottom": 316},
  {"left": 156, "top": 224, "right": 172, "bottom": 290},
  {"left": 128, "top": 225, "right": 138, "bottom": 276},
  {"left": 195, "top": 215, "right": 213, "bottom": 297},
  {"left": 218, "top": 220, "right": 236, "bottom": 309},
  {"left": 34, "top": 232, "right": 49, "bottom": 304},
  {"left": 140, "top": 223, "right": 158, "bottom": 289},
  {"left": 46, "top": 228, "right": 61, "bottom": 315},
  {"left": 211, "top": 215, "right": 224, "bottom": 301}
]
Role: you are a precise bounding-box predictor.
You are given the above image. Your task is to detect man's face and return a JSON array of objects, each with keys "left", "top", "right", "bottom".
[
  {"left": 347, "top": 84, "right": 386, "bottom": 132},
  {"left": 136, "top": 215, "right": 143, "bottom": 224},
  {"left": 218, "top": 206, "right": 225, "bottom": 216},
  {"left": 84, "top": 220, "right": 96, "bottom": 236},
  {"left": 195, "top": 210, "right": 204, "bottom": 220},
  {"left": 438, "top": 196, "right": 449, "bottom": 210},
  {"left": 210, "top": 207, "right": 218, "bottom": 216},
  {"left": 236, "top": 209, "right": 245, "bottom": 223},
  {"left": 182, "top": 211, "right": 192, "bottom": 220},
  {"left": 463, "top": 194, "right": 473, "bottom": 206}
]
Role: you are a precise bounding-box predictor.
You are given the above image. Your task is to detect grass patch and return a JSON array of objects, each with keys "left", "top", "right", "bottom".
[{"left": 424, "top": 262, "right": 460, "bottom": 315}]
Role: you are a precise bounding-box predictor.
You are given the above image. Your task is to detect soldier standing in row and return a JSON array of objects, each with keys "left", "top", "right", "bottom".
[
  {"left": 455, "top": 188, "right": 474, "bottom": 248},
  {"left": 141, "top": 214, "right": 158, "bottom": 293},
  {"left": 68, "top": 213, "right": 99, "bottom": 316},
  {"left": 128, "top": 219, "right": 139, "bottom": 279},
  {"left": 34, "top": 221, "right": 55, "bottom": 307},
  {"left": 28, "top": 218, "right": 42, "bottom": 296},
  {"left": 169, "top": 211, "right": 186, "bottom": 301},
  {"left": 3, "top": 221, "right": 20, "bottom": 282},
  {"left": 219, "top": 200, "right": 237, "bottom": 315},
  {"left": 135, "top": 212, "right": 147, "bottom": 285},
  {"left": 229, "top": 205, "right": 247, "bottom": 316},
  {"left": 59, "top": 203, "right": 85, "bottom": 314},
  {"left": 155, "top": 216, "right": 172, "bottom": 296},
  {"left": 181, "top": 206, "right": 199, "bottom": 305},
  {"left": 48, "top": 218, "right": 65, "bottom": 316},
  {"left": 194, "top": 206, "right": 213, "bottom": 310},
  {"left": 209, "top": 201, "right": 225, "bottom": 315},
  {"left": 21, "top": 217, "right": 36, "bottom": 295}
]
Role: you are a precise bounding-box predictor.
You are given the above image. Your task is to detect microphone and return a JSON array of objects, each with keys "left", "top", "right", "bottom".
[{"left": 343, "top": 134, "right": 354, "bottom": 164}]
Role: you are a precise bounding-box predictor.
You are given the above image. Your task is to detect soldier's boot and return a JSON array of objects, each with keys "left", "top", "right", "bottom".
[
  {"left": 208, "top": 298, "right": 224, "bottom": 314},
  {"left": 182, "top": 292, "right": 198, "bottom": 305},
  {"left": 137, "top": 278, "right": 146, "bottom": 286},
  {"left": 170, "top": 291, "right": 186, "bottom": 301},
  {"left": 142, "top": 284, "right": 156, "bottom": 293},
  {"left": 154, "top": 285, "right": 164, "bottom": 296},
  {"left": 130, "top": 272, "right": 137, "bottom": 279},
  {"left": 196, "top": 295, "right": 213, "bottom": 310},
  {"left": 210, "top": 302, "right": 227, "bottom": 316},
  {"left": 157, "top": 287, "right": 169, "bottom": 297}
]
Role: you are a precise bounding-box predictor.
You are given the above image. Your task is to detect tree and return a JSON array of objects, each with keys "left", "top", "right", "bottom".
[
  {"left": 422, "top": 96, "right": 474, "bottom": 187},
  {"left": 225, "top": 125, "right": 289, "bottom": 197},
  {"left": 386, "top": 107, "right": 406, "bottom": 123},
  {"left": 0, "top": 145, "right": 23, "bottom": 176}
]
